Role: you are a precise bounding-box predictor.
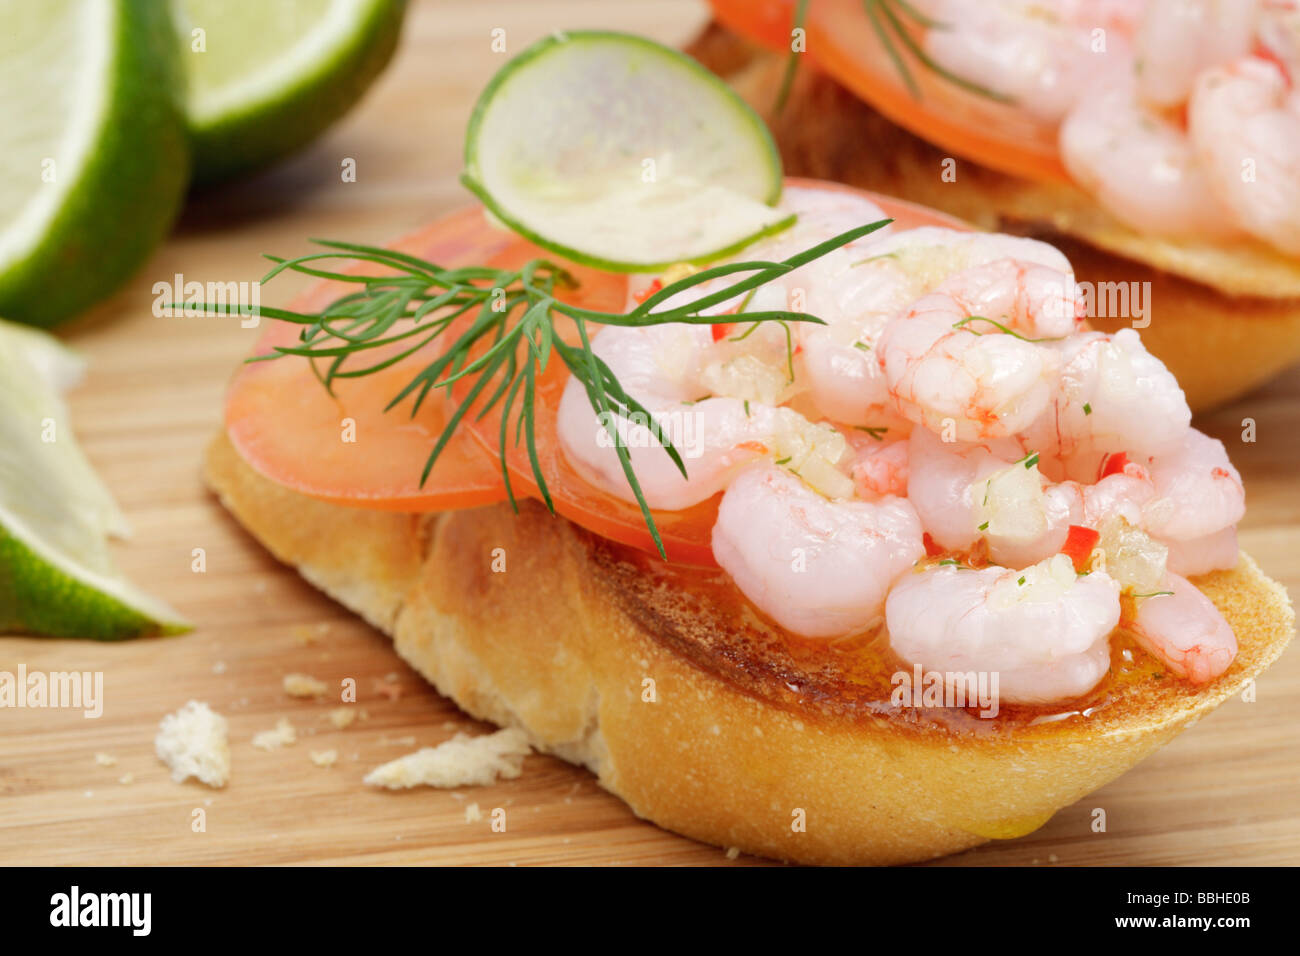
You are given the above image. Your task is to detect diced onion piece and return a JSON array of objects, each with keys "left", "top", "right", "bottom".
[
  {"left": 974, "top": 461, "right": 1049, "bottom": 544},
  {"left": 771, "top": 409, "right": 854, "bottom": 500},
  {"left": 989, "top": 554, "right": 1078, "bottom": 609},
  {"left": 1094, "top": 515, "right": 1168, "bottom": 593}
]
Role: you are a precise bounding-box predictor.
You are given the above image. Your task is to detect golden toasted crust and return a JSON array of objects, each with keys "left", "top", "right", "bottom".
[
  {"left": 686, "top": 24, "right": 1300, "bottom": 411},
  {"left": 205, "top": 432, "right": 1294, "bottom": 865}
]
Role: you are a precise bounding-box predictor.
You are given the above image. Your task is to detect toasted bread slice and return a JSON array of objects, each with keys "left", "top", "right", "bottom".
[
  {"left": 204, "top": 431, "right": 1294, "bottom": 865},
  {"left": 686, "top": 23, "right": 1300, "bottom": 412}
]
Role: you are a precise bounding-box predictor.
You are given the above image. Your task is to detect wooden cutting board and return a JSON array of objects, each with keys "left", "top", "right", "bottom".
[{"left": 1, "top": 0, "right": 1296, "bottom": 867}]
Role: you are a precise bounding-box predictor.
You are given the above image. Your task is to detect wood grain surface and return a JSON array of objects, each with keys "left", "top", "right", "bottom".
[{"left": 1, "top": 0, "right": 1296, "bottom": 867}]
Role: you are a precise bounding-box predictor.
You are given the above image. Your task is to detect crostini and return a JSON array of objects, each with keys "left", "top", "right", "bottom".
[{"left": 200, "top": 32, "right": 1294, "bottom": 865}]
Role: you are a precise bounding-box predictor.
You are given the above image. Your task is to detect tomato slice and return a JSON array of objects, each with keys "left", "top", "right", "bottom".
[
  {"left": 709, "top": 0, "right": 1071, "bottom": 185},
  {"left": 229, "top": 178, "right": 974, "bottom": 561},
  {"left": 224, "top": 205, "right": 625, "bottom": 511},
  {"left": 459, "top": 178, "right": 972, "bottom": 566},
  {"left": 459, "top": 350, "right": 725, "bottom": 567},
  {"left": 709, "top": 0, "right": 798, "bottom": 54}
]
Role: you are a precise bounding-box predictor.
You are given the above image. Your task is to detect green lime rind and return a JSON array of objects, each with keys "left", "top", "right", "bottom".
[
  {"left": 462, "top": 30, "right": 790, "bottom": 273},
  {"left": 0, "top": 0, "right": 190, "bottom": 329},
  {"left": 461, "top": 174, "right": 798, "bottom": 274},
  {"left": 0, "top": 319, "right": 190, "bottom": 641},
  {"left": 183, "top": 0, "right": 408, "bottom": 186},
  {"left": 0, "top": 522, "right": 190, "bottom": 641},
  {"left": 465, "top": 29, "right": 785, "bottom": 206}
]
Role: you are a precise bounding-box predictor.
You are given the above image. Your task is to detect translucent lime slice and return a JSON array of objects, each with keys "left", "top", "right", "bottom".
[
  {"left": 0, "top": 0, "right": 188, "bottom": 328},
  {"left": 462, "top": 31, "right": 794, "bottom": 272},
  {"left": 174, "top": 0, "right": 407, "bottom": 184},
  {"left": 0, "top": 320, "right": 189, "bottom": 640}
]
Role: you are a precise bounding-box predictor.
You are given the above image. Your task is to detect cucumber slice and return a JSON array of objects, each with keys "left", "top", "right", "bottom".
[{"left": 462, "top": 31, "right": 793, "bottom": 272}]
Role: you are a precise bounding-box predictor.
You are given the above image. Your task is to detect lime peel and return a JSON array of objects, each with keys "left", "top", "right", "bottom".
[
  {"left": 174, "top": 0, "right": 407, "bottom": 185},
  {"left": 0, "top": 320, "right": 189, "bottom": 640},
  {"left": 462, "top": 31, "right": 793, "bottom": 272},
  {"left": 0, "top": 0, "right": 189, "bottom": 328}
]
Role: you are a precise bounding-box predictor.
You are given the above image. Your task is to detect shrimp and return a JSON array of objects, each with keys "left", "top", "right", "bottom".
[
  {"left": 1188, "top": 56, "right": 1300, "bottom": 255},
  {"left": 1127, "top": 572, "right": 1237, "bottom": 683},
  {"left": 877, "top": 258, "right": 1077, "bottom": 441},
  {"left": 905, "top": 426, "right": 1025, "bottom": 552},
  {"left": 1059, "top": 83, "right": 1234, "bottom": 238},
  {"left": 886, "top": 555, "right": 1122, "bottom": 704},
  {"left": 1258, "top": 0, "right": 1300, "bottom": 78},
  {"left": 646, "top": 185, "right": 895, "bottom": 319},
  {"left": 905, "top": 426, "right": 1155, "bottom": 569},
  {"left": 847, "top": 434, "right": 910, "bottom": 499},
  {"left": 1138, "top": 428, "right": 1244, "bottom": 574},
  {"left": 555, "top": 323, "right": 774, "bottom": 510},
  {"left": 1163, "top": 527, "right": 1240, "bottom": 577},
  {"left": 878, "top": 295, "right": 1057, "bottom": 441},
  {"left": 930, "top": 256, "right": 1085, "bottom": 339},
  {"left": 711, "top": 462, "right": 924, "bottom": 637},
  {"left": 643, "top": 186, "right": 903, "bottom": 427},
  {"left": 795, "top": 229, "right": 1073, "bottom": 426},
  {"left": 557, "top": 319, "right": 862, "bottom": 509},
  {"left": 1134, "top": 0, "right": 1259, "bottom": 108},
  {"left": 920, "top": 0, "right": 1142, "bottom": 123},
  {"left": 1022, "top": 329, "right": 1191, "bottom": 482}
]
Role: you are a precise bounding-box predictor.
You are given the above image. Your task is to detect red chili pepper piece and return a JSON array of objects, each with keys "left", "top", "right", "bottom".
[
  {"left": 1099, "top": 451, "right": 1129, "bottom": 480},
  {"left": 1061, "top": 524, "right": 1101, "bottom": 573}
]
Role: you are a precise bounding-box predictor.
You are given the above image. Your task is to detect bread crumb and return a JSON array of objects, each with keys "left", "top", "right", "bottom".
[
  {"left": 155, "top": 701, "right": 230, "bottom": 788},
  {"left": 283, "top": 673, "right": 328, "bottom": 698},
  {"left": 310, "top": 749, "right": 338, "bottom": 768},
  {"left": 465, "top": 802, "right": 482, "bottom": 822},
  {"left": 293, "top": 625, "right": 318, "bottom": 645},
  {"left": 328, "top": 707, "right": 357, "bottom": 729},
  {"left": 118, "top": 773, "right": 134, "bottom": 785},
  {"left": 364, "top": 728, "right": 531, "bottom": 790},
  {"left": 252, "top": 717, "right": 297, "bottom": 751},
  {"left": 725, "top": 846, "right": 741, "bottom": 860},
  {"left": 94, "top": 752, "right": 117, "bottom": 767},
  {"left": 374, "top": 679, "right": 402, "bottom": 701},
  {"left": 211, "top": 660, "right": 227, "bottom": 675}
]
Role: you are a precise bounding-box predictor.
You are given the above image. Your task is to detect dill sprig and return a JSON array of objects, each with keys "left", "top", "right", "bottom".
[
  {"left": 774, "top": 0, "right": 811, "bottom": 115},
  {"left": 862, "top": 0, "right": 1012, "bottom": 102},
  {"left": 952, "top": 314, "right": 1061, "bottom": 343},
  {"left": 194, "top": 218, "right": 893, "bottom": 558},
  {"left": 777, "top": 0, "right": 1012, "bottom": 109}
]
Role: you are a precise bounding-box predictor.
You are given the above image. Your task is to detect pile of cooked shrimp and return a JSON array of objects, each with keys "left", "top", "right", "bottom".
[
  {"left": 920, "top": 0, "right": 1300, "bottom": 254},
  {"left": 559, "top": 187, "right": 1244, "bottom": 705}
]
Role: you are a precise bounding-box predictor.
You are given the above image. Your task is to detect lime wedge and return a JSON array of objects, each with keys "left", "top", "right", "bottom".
[
  {"left": 0, "top": 320, "right": 189, "bottom": 640},
  {"left": 462, "top": 31, "right": 794, "bottom": 272},
  {"left": 0, "top": 0, "right": 189, "bottom": 328},
  {"left": 173, "top": 0, "right": 407, "bottom": 185}
]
